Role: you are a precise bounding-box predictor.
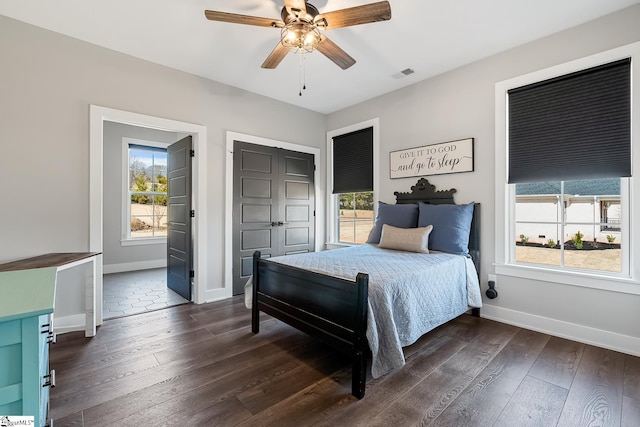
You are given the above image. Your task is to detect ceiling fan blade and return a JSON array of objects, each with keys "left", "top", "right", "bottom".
[
  {"left": 204, "top": 10, "right": 283, "bottom": 28},
  {"left": 261, "top": 42, "right": 289, "bottom": 69},
  {"left": 316, "top": 1, "right": 391, "bottom": 30},
  {"left": 284, "top": 0, "right": 307, "bottom": 16},
  {"left": 316, "top": 36, "right": 356, "bottom": 70}
]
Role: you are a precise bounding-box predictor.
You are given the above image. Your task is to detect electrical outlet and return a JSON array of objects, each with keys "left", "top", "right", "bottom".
[{"left": 488, "top": 274, "right": 496, "bottom": 284}]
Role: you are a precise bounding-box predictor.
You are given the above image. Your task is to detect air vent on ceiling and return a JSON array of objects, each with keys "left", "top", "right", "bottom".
[{"left": 392, "top": 68, "right": 415, "bottom": 79}]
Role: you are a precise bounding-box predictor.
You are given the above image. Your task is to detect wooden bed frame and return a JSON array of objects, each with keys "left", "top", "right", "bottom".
[{"left": 251, "top": 178, "right": 481, "bottom": 399}]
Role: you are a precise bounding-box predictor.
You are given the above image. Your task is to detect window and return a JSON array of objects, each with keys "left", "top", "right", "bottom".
[
  {"left": 495, "top": 47, "right": 637, "bottom": 287},
  {"left": 124, "top": 142, "right": 168, "bottom": 242},
  {"left": 514, "top": 179, "right": 623, "bottom": 273},
  {"left": 327, "top": 120, "right": 379, "bottom": 245},
  {"left": 338, "top": 191, "right": 374, "bottom": 243}
]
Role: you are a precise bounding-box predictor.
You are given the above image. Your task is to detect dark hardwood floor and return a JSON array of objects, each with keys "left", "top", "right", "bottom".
[{"left": 50, "top": 296, "right": 640, "bottom": 426}]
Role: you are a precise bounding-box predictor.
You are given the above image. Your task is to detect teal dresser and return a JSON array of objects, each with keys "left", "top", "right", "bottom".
[{"left": 0, "top": 267, "right": 57, "bottom": 427}]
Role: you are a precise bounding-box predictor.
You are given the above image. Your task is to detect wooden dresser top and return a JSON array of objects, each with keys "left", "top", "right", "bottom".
[{"left": 0, "top": 252, "right": 100, "bottom": 272}]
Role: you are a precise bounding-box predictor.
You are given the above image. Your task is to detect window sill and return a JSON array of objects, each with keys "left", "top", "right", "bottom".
[
  {"left": 121, "top": 237, "right": 167, "bottom": 247},
  {"left": 495, "top": 262, "right": 640, "bottom": 296},
  {"left": 325, "top": 242, "right": 363, "bottom": 250}
]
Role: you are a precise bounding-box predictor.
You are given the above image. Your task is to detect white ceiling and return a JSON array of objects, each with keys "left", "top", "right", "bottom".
[{"left": 1, "top": 0, "right": 639, "bottom": 114}]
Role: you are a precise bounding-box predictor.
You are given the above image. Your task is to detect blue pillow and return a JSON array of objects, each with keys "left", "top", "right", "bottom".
[
  {"left": 417, "top": 202, "right": 474, "bottom": 255},
  {"left": 366, "top": 202, "right": 419, "bottom": 244}
]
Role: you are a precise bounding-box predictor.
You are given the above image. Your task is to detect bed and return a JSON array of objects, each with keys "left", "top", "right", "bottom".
[{"left": 247, "top": 178, "right": 481, "bottom": 399}]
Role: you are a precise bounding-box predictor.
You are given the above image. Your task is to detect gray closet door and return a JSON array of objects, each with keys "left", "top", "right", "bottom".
[
  {"left": 167, "top": 136, "right": 192, "bottom": 300},
  {"left": 279, "top": 150, "right": 315, "bottom": 255},
  {"left": 232, "top": 141, "right": 315, "bottom": 295}
]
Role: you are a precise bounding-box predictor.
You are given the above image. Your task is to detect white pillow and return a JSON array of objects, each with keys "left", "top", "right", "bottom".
[{"left": 378, "top": 224, "right": 433, "bottom": 253}]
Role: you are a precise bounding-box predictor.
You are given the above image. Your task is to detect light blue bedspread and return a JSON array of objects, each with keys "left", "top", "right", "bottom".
[{"left": 245, "top": 244, "right": 482, "bottom": 378}]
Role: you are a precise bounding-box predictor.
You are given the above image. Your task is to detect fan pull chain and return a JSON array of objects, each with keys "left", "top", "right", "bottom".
[
  {"left": 303, "top": 52, "right": 307, "bottom": 91},
  {"left": 298, "top": 50, "right": 307, "bottom": 96}
]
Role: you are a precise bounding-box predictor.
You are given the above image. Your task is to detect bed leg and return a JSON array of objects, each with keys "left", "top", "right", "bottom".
[
  {"left": 251, "top": 304, "right": 259, "bottom": 334},
  {"left": 352, "top": 272, "right": 368, "bottom": 399},
  {"left": 471, "top": 307, "right": 480, "bottom": 317},
  {"left": 252, "top": 251, "right": 260, "bottom": 334},
  {"left": 352, "top": 349, "right": 366, "bottom": 399}
]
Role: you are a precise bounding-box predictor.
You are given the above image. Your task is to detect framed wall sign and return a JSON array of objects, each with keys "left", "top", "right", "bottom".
[{"left": 389, "top": 138, "right": 474, "bottom": 179}]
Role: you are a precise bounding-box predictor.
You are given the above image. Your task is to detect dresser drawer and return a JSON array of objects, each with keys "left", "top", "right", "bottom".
[
  {"left": 0, "top": 314, "right": 54, "bottom": 426},
  {"left": 0, "top": 319, "right": 23, "bottom": 415}
]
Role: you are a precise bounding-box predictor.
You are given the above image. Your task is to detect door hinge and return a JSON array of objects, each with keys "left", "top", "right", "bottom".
[
  {"left": 190, "top": 149, "right": 195, "bottom": 157},
  {"left": 313, "top": 210, "right": 316, "bottom": 216},
  {"left": 190, "top": 270, "right": 195, "bottom": 278},
  {"left": 190, "top": 210, "right": 195, "bottom": 218}
]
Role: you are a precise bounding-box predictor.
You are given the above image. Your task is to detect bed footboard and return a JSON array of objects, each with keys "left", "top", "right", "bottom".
[{"left": 252, "top": 251, "right": 369, "bottom": 399}]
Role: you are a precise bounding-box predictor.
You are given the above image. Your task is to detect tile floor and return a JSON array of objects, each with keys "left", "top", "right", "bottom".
[{"left": 103, "top": 268, "right": 189, "bottom": 319}]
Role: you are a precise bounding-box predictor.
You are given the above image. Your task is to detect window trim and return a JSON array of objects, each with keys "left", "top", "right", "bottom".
[
  {"left": 121, "top": 138, "right": 169, "bottom": 246},
  {"left": 495, "top": 41, "right": 640, "bottom": 295},
  {"left": 326, "top": 119, "right": 380, "bottom": 246}
]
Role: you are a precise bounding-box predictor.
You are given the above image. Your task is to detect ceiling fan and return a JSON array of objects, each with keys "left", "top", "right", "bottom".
[{"left": 204, "top": 0, "right": 391, "bottom": 70}]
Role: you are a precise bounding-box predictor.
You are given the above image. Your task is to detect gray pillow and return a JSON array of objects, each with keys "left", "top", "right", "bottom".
[{"left": 366, "top": 202, "right": 419, "bottom": 243}]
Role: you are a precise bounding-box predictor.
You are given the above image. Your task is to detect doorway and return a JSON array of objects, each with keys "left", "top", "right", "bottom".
[
  {"left": 101, "top": 129, "right": 193, "bottom": 318},
  {"left": 89, "top": 105, "right": 208, "bottom": 326}
]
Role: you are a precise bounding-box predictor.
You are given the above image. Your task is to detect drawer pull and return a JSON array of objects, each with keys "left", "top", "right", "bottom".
[
  {"left": 43, "top": 369, "right": 56, "bottom": 388},
  {"left": 46, "top": 331, "right": 56, "bottom": 344}
]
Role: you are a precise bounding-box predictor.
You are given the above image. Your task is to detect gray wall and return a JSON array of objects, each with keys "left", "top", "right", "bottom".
[
  {"left": 102, "top": 121, "right": 178, "bottom": 270},
  {"left": 327, "top": 6, "right": 640, "bottom": 348},
  {"left": 0, "top": 15, "right": 326, "bottom": 319}
]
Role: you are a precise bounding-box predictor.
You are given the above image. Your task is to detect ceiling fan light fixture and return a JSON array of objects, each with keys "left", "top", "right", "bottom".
[
  {"left": 205, "top": 1, "right": 392, "bottom": 73},
  {"left": 280, "top": 21, "right": 321, "bottom": 53}
]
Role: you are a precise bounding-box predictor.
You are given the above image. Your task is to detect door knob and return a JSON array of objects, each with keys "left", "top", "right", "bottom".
[{"left": 270, "top": 221, "right": 278, "bottom": 227}]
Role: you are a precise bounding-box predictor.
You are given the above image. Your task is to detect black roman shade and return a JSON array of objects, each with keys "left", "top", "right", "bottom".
[
  {"left": 332, "top": 127, "right": 374, "bottom": 193},
  {"left": 508, "top": 58, "right": 631, "bottom": 184}
]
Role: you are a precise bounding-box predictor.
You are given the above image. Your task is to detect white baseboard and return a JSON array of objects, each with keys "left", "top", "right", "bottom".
[
  {"left": 103, "top": 260, "right": 166, "bottom": 274},
  {"left": 203, "top": 287, "right": 231, "bottom": 303},
  {"left": 481, "top": 304, "right": 640, "bottom": 358},
  {"left": 53, "top": 313, "right": 87, "bottom": 335}
]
